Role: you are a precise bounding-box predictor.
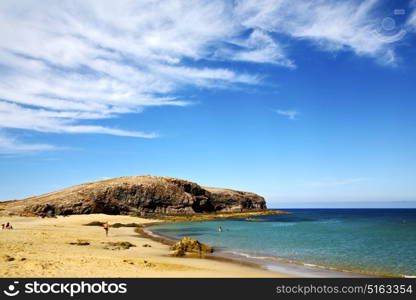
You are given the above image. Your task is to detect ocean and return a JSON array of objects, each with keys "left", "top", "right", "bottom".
[{"left": 148, "top": 209, "right": 416, "bottom": 277}]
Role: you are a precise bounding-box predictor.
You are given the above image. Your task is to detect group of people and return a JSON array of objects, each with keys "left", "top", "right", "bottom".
[{"left": 1, "top": 222, "right": 13, "bottom": 230}]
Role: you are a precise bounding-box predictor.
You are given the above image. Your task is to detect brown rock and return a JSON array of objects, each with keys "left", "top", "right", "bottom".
[
  {"left": 0, "top": 176, "right": 267, "bottom": 217},
  {"left": 103, "top": 241, "right": 136, "bottom": 250},
  {"left": 170, "top": 237, "right": 213, "bottom": 257},
  {"left": 3, "top": 255, "right": 15, "bottom": 262},
  {"left": 69, "top": 240, "right": 90, "bottom": 246}
]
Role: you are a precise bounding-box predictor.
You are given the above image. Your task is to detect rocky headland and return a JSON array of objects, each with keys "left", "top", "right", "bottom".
[{"left": 0, "top": 176, "right": 272, "bottom": 217}]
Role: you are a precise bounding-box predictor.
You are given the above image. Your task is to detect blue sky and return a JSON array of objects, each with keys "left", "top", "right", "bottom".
[{"left": 1, "top": 0, "right": 416, "bottom": 207}]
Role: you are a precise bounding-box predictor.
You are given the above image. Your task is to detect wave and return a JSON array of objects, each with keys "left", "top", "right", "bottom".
[
  {"left": 217, "top": 250, "right": 406, "bottom": 278},
  {"left": 270, "top": 222, "right": 295, "bottom": 227}
]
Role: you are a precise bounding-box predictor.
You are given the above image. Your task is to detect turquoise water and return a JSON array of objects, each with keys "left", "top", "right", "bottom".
[{"left": 149, "top": 209, "right": 416, "bottom": 277}]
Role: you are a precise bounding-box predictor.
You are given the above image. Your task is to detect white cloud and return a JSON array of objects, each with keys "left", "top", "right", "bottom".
[
  {"left": 276, "top": 109, "right": 300, "bottom": 120},
  {"left": 0, "top": 0, "right": 268, "bottom": 150},
  {"left": 0, "top": 0, "right": 412, "bottom": 153},
  {"left": 215, "top": 29, "right": 295, "bottom": 67},
  {"left": 235, "top": 0, "right": 403, "bottom": 64},
  {"left": 0, "top": 101, "right": 157, "bottom": 138},
  {"left": 0, "top": 134, "right": 57, "bottom": 154},
  {"left": 409, "top": 14, "right": 416, "bottom": 29},
  {"left": 407, "top": 1, "right": 416, "bottom": 30}
]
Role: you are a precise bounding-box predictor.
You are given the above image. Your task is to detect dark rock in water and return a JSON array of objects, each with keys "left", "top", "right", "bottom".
[
  {"left": 170, "top": 237, "right": 213, "bottom": 257},
  {"left": 0, "top": 176, "right": 267, "bottom": 217}
]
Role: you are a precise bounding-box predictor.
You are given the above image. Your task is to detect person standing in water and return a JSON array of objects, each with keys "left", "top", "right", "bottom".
[
  {"left": 103, "top": 222, "right": 109, "bottom": 237},
  {"left": 218, "top": 225, "right": 223, "bottom": 232}
]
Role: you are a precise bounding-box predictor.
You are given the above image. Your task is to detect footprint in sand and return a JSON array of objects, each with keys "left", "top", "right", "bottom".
[{"left": 122, "top": 259, "right": 155, "bottom": 268}]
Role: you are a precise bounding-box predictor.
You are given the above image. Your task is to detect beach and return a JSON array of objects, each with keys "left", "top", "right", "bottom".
[{"left": 0, "top": 214, "right": 286, "bottom": 278}]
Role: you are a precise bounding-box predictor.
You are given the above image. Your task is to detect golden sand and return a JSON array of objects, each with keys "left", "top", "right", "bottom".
[{"left": 0, "top": 214, "right": 288, "bottom": 277}]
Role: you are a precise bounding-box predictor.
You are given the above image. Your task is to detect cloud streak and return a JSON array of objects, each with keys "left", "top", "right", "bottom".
[
  {"left": 0, "top": 0, "right": 413, "bottom": 152},
  {"left": 0, "top": 0, "right": 264, "bottom": 146},
  {"left": 276, "top": 109, "right": 300, "bottom": 120},
  {"left": 0, "top": 134, "right": 57, "bottom": 154},
  {"left": 235, "top": 0, "right": 401, "bottom": 64},
  {"left": 407, "top": 1, "right": 416, "bottom": 30}
]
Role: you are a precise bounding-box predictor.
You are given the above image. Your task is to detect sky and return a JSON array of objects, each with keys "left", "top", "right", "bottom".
[{"left": 0, "top": 0, "right": 416, "bottom": 208}]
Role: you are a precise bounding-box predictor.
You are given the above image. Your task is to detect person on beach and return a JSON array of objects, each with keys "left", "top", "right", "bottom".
[
  {"left": 5, "top": 222, "right": 12, "bottom": 230},
  {"left": 103, "top": 222, "right": 109, "bottom": 237}
]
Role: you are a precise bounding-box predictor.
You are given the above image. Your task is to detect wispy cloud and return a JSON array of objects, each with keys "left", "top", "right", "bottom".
[
  {"left": 276, "top": 109, "right": 300, "bottom": 120},
  {"left": 0, "top": 0, "right": 264, "bottom": 149},
  {"left": 0, "top": 0, "right": 412, "bottom": 153},
  {"left": 407, "top": 1, "right": 416, "bottom": 30},
  {"left": 235, "top": 0, "right": 403, "bottom": 64},
  {"left": 0, "top": 133, "right": 57, "bottom": 154},
  {"left": 215, "top": 29, "right": 295, "bottom": 68},
  {"left": 0, "top": 101, "right": 158, "bottom": 138}
]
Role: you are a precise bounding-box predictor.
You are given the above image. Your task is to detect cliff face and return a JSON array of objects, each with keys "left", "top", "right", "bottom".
[{"left": 0, "top": 176, "right": 267, "bottom": 217}]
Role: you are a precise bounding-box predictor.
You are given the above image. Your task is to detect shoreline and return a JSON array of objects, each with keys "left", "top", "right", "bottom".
[
  {"left": 135, "top": 224, "right": 268, "bottom": 270},
  {"left": 0, "top": 211, "right": 405, "bottom": 278},
  {"left": 0, "top": 213, "right": 286, "bottom": 277},
  {"left": 143, "top": 221, "right": 392, "bottom": 278},
  {"left": 216, "top": 250, "right": 378, "bottom": 278},
  {"left": 137, "top": 209, "right": 289, "bottom": 223}
]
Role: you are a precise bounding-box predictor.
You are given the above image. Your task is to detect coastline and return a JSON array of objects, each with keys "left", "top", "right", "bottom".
[
  {"left": 0, "top": 213, "right": 287, "bottom": 277},
  {"left": 137, "top": 226, "right": 268, "bottom": 270},
  {"left": 143, "top": 209, "right": 416, "bottom": 278},
  {"left": 142, "top": 222, "right": 375, "bottom": 278},
  {"left": 0, "top": 211, "right": 403, "bottom": 278},
  {"left": 138, "top": 209, "right": 290, "bottom": 222}
]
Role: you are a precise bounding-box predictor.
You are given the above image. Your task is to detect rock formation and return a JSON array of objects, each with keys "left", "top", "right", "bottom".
[
  {"left": 170, "top": 237, "right": 213, "bottom": 257},
  {"left": 0, "top": 176, "right": 267, "bottom": 217}
]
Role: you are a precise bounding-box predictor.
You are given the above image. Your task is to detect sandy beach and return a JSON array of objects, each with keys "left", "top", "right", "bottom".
[{"left": 0, "top": 214, "right": 287, "bottom": 278}]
